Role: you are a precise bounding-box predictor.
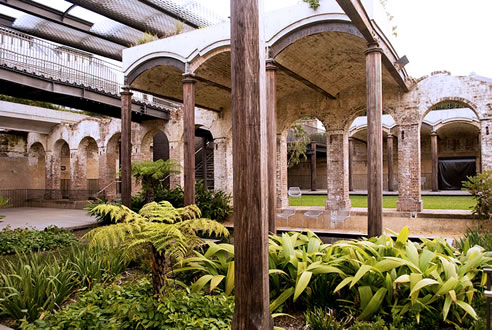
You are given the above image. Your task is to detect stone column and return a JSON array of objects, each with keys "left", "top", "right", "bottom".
[
  {"left": 120, "top": 86, "right": 133, "bottom": 207},
  {"left": 231, "top": 0, "right": 273, "bottom": 325},
  {"left": 277, "top": 132, "right": 289, "bottom": 208},
  {"left": 202, "top": 137, "right": 208, "bottom": 189},
  {"left": 310, "top": 141, "right": 317, "bottom": 191},
  {"left": 431, "top": 131, "right": 439, "bottom": 191},
  {"left": 183, "top": 74, "right": 196, "bottom": 206},
  {"left": 397, "top": 123, "right": 423, "bottom": 211},
  {"left": 168, "top": 138, "right": 183, "bottom": 189},
  {"left": 70, "top": 149, "right": 86, "bottom": 200},
  {"left": 387, "top": 133, "right": 394, "bottom": 192},
  {"left": 325, "top": 129, "right": 351, "bottom": 211},
  {"left": 365, "top": 43, "right": 383, "bottom": 237},
  {"left": 266, "top": 59, "right": 278, "bottom": 233},
  {"left": 213, "top": 137, "right": 229, "bottom": 193},
  {"left": 45, "top": 151, "right": 61, "bottom": 199},
  {"left": 481, "top": 120, "right": 492, "bottom": 171},
  {"left": 348, "top": 137, "right": 354, "bottom": 191}
]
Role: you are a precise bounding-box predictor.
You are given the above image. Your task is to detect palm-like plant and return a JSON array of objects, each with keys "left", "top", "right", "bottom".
[
  {"left": 131, "top": 159, "right": 180, "bottom": 203},
  {"left": 85, "top": 201, "right": 229, "bottom": 294}
]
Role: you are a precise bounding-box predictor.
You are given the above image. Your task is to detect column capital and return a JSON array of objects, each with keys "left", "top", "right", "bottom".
[
  {"left": 120, "top": 85, "right": 133, "bottom": 96},
  {"left": 364, "top": 42, "right": 383, "bottom": 56},
  {"left": 265, "top": 59, "right": 277, "bottom": 71},
  {"left": 430, "top": 131, "right": 438, "bottom": 136},
  {"left": 182, "top": 73, "right": 196, "bottom": 84},
  {"left": 387, "top": 132, "right": 393, "bottom": 139}
]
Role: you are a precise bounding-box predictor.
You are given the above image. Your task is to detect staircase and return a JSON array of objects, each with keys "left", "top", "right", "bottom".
[{"left": 195, "top": 140, "right": 214, "bottom": 189}]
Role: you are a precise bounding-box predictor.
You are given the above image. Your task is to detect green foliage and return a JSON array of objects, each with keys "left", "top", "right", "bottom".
[
  {"left": 288, "top": 123, "right": 311, "bottom": 168},
  {"left": 131, "top": 159, "right": 181, "bottom": 203},
  {"left": 23, "top": 278, "right": 235, "bottom": 329},
  {"left": 303, "top": 0, "right": 320, "bottom": 10},
  {"left": 0, "top": 244, "right": 128, "bottom": 322},
  {"left": 462, "top": 170, "right": 492, "bottom": 220},
  {"left": 456, "top": 226, "right": 492, "bottom": 253},
  {"left": 0, "top": 94, "right": 63, "bottom": 110},
  {"left": 135, "top": 32, "right": 159, "bottom": 45},
  {"left": 0, "top": 226, "right": 76, "bottom": 255},
  {"left": 153, "top": 181, "right": 233, "bottom": 222},
  {"left": 177, "top": 227, "right": 491, "bottom": 327},
  {"left": 305, "top": 307, "right": 353, "bottom": 330},
  {"left": 0, "top": 197, "right": 10, "bottom": 209}
]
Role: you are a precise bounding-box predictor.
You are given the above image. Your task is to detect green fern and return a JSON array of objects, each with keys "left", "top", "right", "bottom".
[{"left": 85, "top": 201, "right": 229, "bottom": 293}]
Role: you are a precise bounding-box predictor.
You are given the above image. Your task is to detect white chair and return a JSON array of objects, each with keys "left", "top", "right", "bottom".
[
  {"left": 330, "top": 209, "right": 351, "bottom": 230},
  {"left": 277, "top": 208, "right": 296, "bottom": 223},
  {"left": 304, "top": 207, "right": 323, "bottom": 220},
  {"left": 288, "top": 187, "right": 302, "bottom": 198}
]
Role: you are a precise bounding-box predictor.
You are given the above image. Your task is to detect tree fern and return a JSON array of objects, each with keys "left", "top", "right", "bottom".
[{"left": 85, "top": 200, "right": 229, "bottom": 293}]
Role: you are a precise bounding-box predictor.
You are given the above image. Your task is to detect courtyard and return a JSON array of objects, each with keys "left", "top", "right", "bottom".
[{"left": 0, "top": 0, "right": 491, "bottom": 329}]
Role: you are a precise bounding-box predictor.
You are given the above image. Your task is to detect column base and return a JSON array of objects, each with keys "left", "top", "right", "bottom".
[
  {"left": 397, "top": 199, "right": 423, "bottom": 212},
  {"left": 277, "top": 195, "right": 289, "bottom": 209},
  {"left": 325, "top": 198, "right": 351, "bottom": 211}
]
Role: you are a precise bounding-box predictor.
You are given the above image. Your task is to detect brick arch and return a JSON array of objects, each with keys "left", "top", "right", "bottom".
[
  {"left": 189, "top": 45, "right": 230, "bottom": 73},
  {"left": 27, "top": 142, "right": 46, "bottom": 189},
  {"left": 27, "top": 138, "right": 47, "bottom": 153},
  {"left": 141, "top": 128, "right": 169, "bottom": 161},
  {"left": 421, "top": 97, "right": 480, "bottom": 122},
  {"left": 125, "top": 56, "right": 186, "bottom": 85}
]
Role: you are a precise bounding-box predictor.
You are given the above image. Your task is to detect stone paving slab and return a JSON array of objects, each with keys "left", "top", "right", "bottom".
[{"left": 0, "top": 207, "right": 97, "bottom": 230}]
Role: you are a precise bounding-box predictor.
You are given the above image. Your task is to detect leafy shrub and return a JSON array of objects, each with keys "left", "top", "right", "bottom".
[
  {"left": 305, "top": 307, "right": 352, "bottom": 330},
  {"left": 154, "top": 180, "right": 233, "bottom": 222},
  {"left": 0, "top": 244, "right": 129, "bottom": 322},
  {"left": 456, "top": 226, "right": 492, "bottom": 252},
  {"left": 463, "top": 170, "right": 492, "bottom": 220},
  {"left": 0, "top": 226, "right": 75, "bottom": 255},
  {"left": 178, "top": 227, "right": 492, "bottom": 327},
  {"left": 23, "top": 277, "right": 235, "bottom": 329}
]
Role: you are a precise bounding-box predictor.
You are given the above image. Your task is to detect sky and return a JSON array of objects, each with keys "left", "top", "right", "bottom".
[{"left": 2, "top": 0, "right": 491, "bottom": 78}]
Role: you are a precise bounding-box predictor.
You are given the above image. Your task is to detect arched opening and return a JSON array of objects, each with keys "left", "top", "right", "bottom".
[
  {"left": 106, "top": 133, "right": 121, "bottom": 199},
  {"left": 77, "top": 137, "right": 99, "bottom": 198},
  {"left": 421, "top": 102, "right": 479, "bottom": 191},
  {"left": 287, "top": 117, "right": 326, "bottom": 192},
  {"left": 348, "top": 113, "right": 398, "bottom": 192},
  {"left": 27, "top": 142, "right": 46, "bottom": 190},
  {"left": 153, "top": 131, "right": 169, "bottom": 162},
  {"left": 195, "top": 127, "right": 214, "bottom": 190}
]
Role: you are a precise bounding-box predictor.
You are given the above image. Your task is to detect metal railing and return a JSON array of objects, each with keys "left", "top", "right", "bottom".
[{"left": 0, "top": 26, "right": 169, "bottom": 110}]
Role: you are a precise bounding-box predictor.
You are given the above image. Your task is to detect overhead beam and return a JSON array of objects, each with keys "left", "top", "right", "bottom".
[
  {"left": 194, "top": 75, "right": 231, "bottom": 93},
  {"left": 335, "top": 0, "right": 411, "bottom": 91},
  {"left": 137, "top": 0, "right": 199, "bottom": 29},
  {"left": 0, "top": 13, "right": 14, "bottom": 26},
  {"left": 274, "top": 61, "right": 336, "bottom": 100},
  {"left": 0, "top": 0, "right": 129, "bottom": 47}
]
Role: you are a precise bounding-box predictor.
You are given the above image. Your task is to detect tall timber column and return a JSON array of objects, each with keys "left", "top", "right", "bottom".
[
  {"left": 183, "top": 74, "right": 196, "bottom": 205},
  {"left": 231, "top": 0, "right": 273, "bottom": 327},
  {"left": 120, "top": 86, "right": 132, "bottom": 207},
  {"left": 266, "top": 59, "right": 278, "bottom": 233},
  {"left": 365, "top": 43, "right": 383, "bottom": 237},
  {"left": 431, "top": 131, "right": 439, "bottom": 191},
  {"left": 387, "top": 133, "right": 394, "bottom": 191},
  {"left": 348, "top": 137, "right": 354, "bottom": 191}
]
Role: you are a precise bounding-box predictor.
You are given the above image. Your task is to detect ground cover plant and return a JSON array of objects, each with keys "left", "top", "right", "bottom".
[
  {"left": 0, "top": 226, "right": 76, "bottom": 255},
  {"left": 177, "top": 227, "right": 492, "bottom": 328},
  {"left": 462, "top": 170, "right": 492, "bottom": 219},
  {"left": 0, "top": 244, "right": 129, "bottom": 323},
  {"left": 289, "top": 194, "right": 475, "bottom": 210}
]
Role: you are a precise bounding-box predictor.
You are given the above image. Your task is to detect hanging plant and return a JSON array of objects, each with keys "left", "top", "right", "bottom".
[{"left": 303, "top": 0, "right": 320, "bottom": 10}]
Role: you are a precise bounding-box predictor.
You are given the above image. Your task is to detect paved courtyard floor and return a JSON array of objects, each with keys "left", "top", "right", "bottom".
[{"left": 0, "top": 207, "right": 97, "bottom": 230}]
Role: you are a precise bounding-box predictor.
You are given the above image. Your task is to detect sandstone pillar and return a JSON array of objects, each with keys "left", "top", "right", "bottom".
[
  {"left": 202, "top": 137, "right": 208, "bottom": 189},
  {"left": 310, "top": 141, "right": 317, "bottom": 191},
  {"left": 397, "top": 123, "right": 423, "bottom": 212},
  {"left": 231, "top": 0, "right": 272, "bottom": 326},
  {"left": 325, "top": 129, "right": 351, "bottom": 211},
  {"left": 348, "top": 137, "right": 354, "bottom": 191},
  {"left": 277, "top": 132, "right": 289, "bottom": 208},
  {"left": 213, "top": 137, "right": 230, "bottom": 193},
  {"left": 431, "top": 131, "right": 439, "bottom": 191},
  {"left": 120, "top": 86, "right": 132, "bottom": 207},
  {"left": 266, "top": 59, "right": 277, "bottom": 233},
  {"left": 481, "top": 120, "right": 492, "bottom": 171},
  {"left": 365, "top": 43, "right": 383, "bottom": 237},
  {"left": 183, "top": 74, "right": 196, "bottom": 206},
  {"left": 387, "top": 133, "right": 394, "bottom": 191}
]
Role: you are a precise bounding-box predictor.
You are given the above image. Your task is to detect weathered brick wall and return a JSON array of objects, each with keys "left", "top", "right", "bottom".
[{"left": 324, "top": 129, "right": 351, "bottom": 211}]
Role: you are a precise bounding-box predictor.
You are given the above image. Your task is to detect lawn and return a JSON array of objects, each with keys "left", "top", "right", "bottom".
[{"left": 288, "top": 194, "right": 475, "bottom": 210}]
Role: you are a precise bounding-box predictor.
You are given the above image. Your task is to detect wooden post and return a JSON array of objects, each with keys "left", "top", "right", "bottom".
[
  {"left": 431, "top": 131, "right": 438, "bottom": 191},
  {"left": 231, "top": 0, "right": 273, "bottom": 328},
  {"left": 348, "top": 137, "right": 354, "bottom": 191},
  {"left": 120, "top": 86, "right": 132, "bottom": 207},
  {"left": 365, "top": 43, "right": 383, "bottom": 237},
  {"left": 202, "top": 137, "right": 208, "bottom": 189},
  {"left": 266, "top": 59, "right": 277, "bottom": 234},
  {"left": 387, "top": 133, "right": 394, "bottom": 191},
  {"left": 310, "top": 141, "right": 317, "bottom": 191},
  {"left": 183, "top": 74, "right": 196, "bottom": 205}
]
